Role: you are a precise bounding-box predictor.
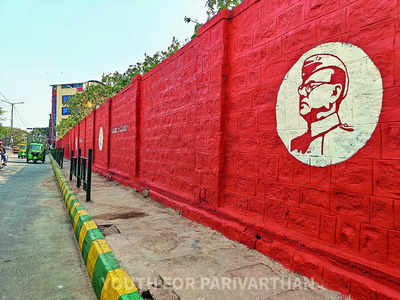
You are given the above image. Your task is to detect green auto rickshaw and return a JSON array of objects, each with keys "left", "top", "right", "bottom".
[
  {"left": 26, "top": 143, "right": 46, "bottom": 163},
  {"left": 18, "top": 144, "right": 27, "bottom": 158}
]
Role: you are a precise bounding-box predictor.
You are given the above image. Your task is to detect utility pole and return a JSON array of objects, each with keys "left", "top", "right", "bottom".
[
  {"left": 9, "top": 102, "right": 24, "bottom": 145},
  {"left": 0, "top": 98, "right": 24, "bottom": 145},
  {"left": 11, "top": 103, "right": 14, "bottom": 133}
]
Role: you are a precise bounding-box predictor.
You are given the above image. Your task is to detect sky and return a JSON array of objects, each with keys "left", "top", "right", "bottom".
[{"left": 0, "top": 0, "right": 208, "bottom": 129}]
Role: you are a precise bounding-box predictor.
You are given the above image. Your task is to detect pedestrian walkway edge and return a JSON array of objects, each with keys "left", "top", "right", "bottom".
[{"left": 50, "top": 156, "right": 143, "bottom": 300}]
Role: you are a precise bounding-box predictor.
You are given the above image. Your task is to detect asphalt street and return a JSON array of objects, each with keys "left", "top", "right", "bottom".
[{"left": 0, "top": 154, "right": 96, "bottom": 300}]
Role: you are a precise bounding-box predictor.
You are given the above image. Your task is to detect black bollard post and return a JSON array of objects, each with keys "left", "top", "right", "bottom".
[
  {"left": 70, "top": 150, "right": 74, "bottom": 181},
  {"left": 61, "top": 148, "right": 64, "bottom": 169},
  {"left": 58, "top": 149, "right": 61, "bottom": 167},
  {"left": 77, "top": 149, "right": 81, "bottom": 188},
  {"left": 86, "top": 149, "right": 92, "bottom": 202}
]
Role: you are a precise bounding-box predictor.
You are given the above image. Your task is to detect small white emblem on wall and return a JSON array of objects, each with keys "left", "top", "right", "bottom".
[
  {"left": 98, "top": 127, "right": 104, "bottom": 151},
  {"left": 276, "top": 42, "right": 383, "bottom": 167}
]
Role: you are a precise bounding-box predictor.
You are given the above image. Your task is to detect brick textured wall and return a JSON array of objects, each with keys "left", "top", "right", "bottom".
[
  {"left": 85, "top": 111, "right": 95, "bottom": 159},
  {"left": 138, "top": 14, "right": 229, "bottom": 208},
  {"left": 72, "top": 126, "right": 78, "bottom": 154},
  {"left": 109, "top": 79, "right": 140, "bottom": 186},
  {"left": 64, "top": 131, "right": 70, "bottom": 159},
  {"left": 79, "top": 118, "right": 86, "bottom": 157},
  {"left": 59, "top": 1, "right": 400, "bottom": 298},
  {"left": 93, "top": 100, "right": 110, "bottom": 175}
]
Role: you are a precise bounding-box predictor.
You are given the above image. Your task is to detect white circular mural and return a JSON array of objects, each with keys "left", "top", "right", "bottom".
[
  {"left": 98, "top": 127, "right": 103, "bottom": 151},
  {"left": 276, "top": 42, "right": 383, "bottom": 167}
]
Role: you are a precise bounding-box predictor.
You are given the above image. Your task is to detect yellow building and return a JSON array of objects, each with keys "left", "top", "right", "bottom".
[{"left": 50, "top": 82, "right": 83, "bottom": 141}]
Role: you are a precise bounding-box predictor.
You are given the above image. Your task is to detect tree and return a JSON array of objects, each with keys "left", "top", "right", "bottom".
[
  {"left": 27, "top": 127, "right": 48, "bottom": 144},
  {"left": 0, "top": 105, "right": 22, "bottom": 144},
  {"left": 184, "top": 16, "right": 202, "bottom": 39},
  {"left": 186, "top": 0, "right": 243, "bottom": 39},
  {"left": 0, "top": 126, "right": 27, "bottom": 145},
  {"left": 0, "top": 126, "right": 6, "bottom": 140},
  {"left": 0, "top": 106, "right": 5, "bottom": 122},
  {"left": 55, "top": 116, "right": 78, "bottom": 139},
  {"left": 205, "top": 0, "right": 243, "bottom": 19}
]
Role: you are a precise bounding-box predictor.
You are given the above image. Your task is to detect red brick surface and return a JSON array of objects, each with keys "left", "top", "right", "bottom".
[
  {"left": 85, "top": 111, "right": 95, "bottom": 158},
  {"left": 93, "top": 100, "right": 110, "bottom": 175},
  {"left": 59, "top": 1, "right": 400, "bottom": 298},
  {"left": 109, "top": 81, "right": 139, "bottom": 186},
  {"left": 78, "top": 118, "right": 86, "bottom": 157}
]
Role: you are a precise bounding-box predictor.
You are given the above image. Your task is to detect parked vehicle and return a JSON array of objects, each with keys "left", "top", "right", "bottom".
[
  {"left": 12, "top": 145, "right": 20, "bottom": 153},
  {"left": 26, "top": 143, "right": 46, "bottom": 163},
  {"left": 18, "top": 144, "right": 27, "bottom": 158}
]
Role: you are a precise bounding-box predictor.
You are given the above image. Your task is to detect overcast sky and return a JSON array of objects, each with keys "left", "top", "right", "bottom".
[{"left": 0, "top": 0, "right": 208, "bottom": 129}]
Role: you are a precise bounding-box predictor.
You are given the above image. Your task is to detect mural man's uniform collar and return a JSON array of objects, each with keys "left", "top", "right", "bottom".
[{"left": 310, "top": 113, "right": 340, "bottom": 138}]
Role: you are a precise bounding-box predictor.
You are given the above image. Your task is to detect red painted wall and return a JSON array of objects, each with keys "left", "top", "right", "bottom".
[
  {"left": 63, "top": 131, "right": 69, "bottom": 159},
  {"left": 58, "top": 1, "right": 400, "bottom": 298},
  {"left": 109, "top": 79, "right": 140, "bottom": 186},
  {"left": 79, "top": 118, "right": 86, "bottom": 157},
  {"left": 138, "top": 15, "right": 228, "bottom": 207},
  {"left": 72, "top": 126, "right": 78, "bottom": 154},
  {"left": 67, "top": 130, "right": 72, "bottom": 158},
  {"left": 85, "top": 111, "right": 95, "bottom": 159},
  {"left": 217, "top": 1, "right": 399, "bottom": 300},
  {"left": 93, "top": 99, "right": 111, "bottom": 176}
]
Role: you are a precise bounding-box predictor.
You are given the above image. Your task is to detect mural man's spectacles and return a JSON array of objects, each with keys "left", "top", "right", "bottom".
[{"left": 298, "top": 81, "right": 327, "bottom": 97}]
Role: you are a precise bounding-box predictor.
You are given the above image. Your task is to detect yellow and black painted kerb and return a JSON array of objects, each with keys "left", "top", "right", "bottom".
[{"left": 50, "top": 156, "right": 143, "bottom": 300}]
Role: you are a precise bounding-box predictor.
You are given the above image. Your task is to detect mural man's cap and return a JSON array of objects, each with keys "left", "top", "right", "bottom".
[{"left": 302, "top": 54, "right": 349, "bottom": 98}]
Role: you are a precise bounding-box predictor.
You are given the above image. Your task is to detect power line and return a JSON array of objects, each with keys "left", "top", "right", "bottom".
[
  {"left": 0, "top": 98, "right": 11, "bottom": 105},
  {"left": 14, "top": 107, "right": 28, "bottom": 129},
  {"left": 0, "top": 90, "right": 12, "bottom": 104},
  {"left": 14, "top": 107, "right": 25, "bottom": 127},
  {"left": 0, "top": 90, "right": 24, "bottom": 145},
  {"left": 0, "top": 90, "right": 8, "bottom": 99}
]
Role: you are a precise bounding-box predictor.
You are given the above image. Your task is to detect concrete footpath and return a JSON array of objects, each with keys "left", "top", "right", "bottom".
[
  {"left": 0, "top": 154, "right": 96, "bottom": 300},
  {"left": 61, "top": 160, "right": 342, "bottom": 300}
]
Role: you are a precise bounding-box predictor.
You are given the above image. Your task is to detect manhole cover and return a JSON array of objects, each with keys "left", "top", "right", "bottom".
[{"left": 98, "top": 224, "right": 121, "bottom": 236}]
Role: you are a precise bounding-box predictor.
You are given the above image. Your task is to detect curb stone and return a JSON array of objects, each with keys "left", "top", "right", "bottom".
[{"left": 50, "top": 156, "right": 143, "bottom": 300}]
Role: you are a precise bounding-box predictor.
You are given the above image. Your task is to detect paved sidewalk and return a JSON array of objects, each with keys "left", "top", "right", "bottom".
[{"left": 61, "top": 160, "right": 342, "bottom": 300}]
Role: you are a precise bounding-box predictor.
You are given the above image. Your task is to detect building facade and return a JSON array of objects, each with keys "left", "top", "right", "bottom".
[{"left": 50, "top": 82, "right": 83, "bottom": 142}]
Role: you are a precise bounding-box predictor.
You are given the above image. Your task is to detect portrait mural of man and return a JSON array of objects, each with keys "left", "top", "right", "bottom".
[
  {"left": 276, "top": 42, "right": 383, "bottom": 167},
  {"left": 290, "top": 54, "right": 353, "bottom": 155}
]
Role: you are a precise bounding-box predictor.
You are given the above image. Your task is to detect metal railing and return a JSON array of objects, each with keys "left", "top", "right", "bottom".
[
  {"left": 51, "top": 148, "right": 64, "bottom": 168},
  {"left": 70, "top": 148, "right": 93, "bottom": 202}
]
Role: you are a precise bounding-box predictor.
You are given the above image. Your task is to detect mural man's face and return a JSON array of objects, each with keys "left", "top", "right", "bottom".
[{"left": 297, "top": 68, "right": 342, "bottom": 120}]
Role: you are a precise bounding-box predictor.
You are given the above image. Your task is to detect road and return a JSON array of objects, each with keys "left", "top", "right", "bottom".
[{"left": 0, "top": 153, "right": 96, "bottom": 300}]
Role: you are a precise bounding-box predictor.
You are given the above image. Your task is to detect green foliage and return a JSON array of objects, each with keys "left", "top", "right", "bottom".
[
  {"left": 184, "top": 17, "right": 202, "bottom": 39},
  {"left": 27, "top": 127, "right": 48, "bottom": 144},
  {"left": 0, "top": 126, "right": 28, "bottom": 145},
  {"left": 205, "top": 0, "right": 243, "bottom": 19},
  {"left": 0, "top": 126, "right": 8, "bottom": 141},
  {"left": 30, "top": 127, "right": 48, "bottom": 139},
  {"left": 56, "top": 37, "right": 181, "bottom": 138},
  {"left": 55, "top": 116, "right": 78, "bottom": 139},
  {"left": 192, "top": 23, "right": 202, "bottom": 39},
  {"left": 186, "top": 0, "right": 243, "bottom": 39},
  {"left": 0, "top": 107, "right": 5, "bottom": 120}
]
